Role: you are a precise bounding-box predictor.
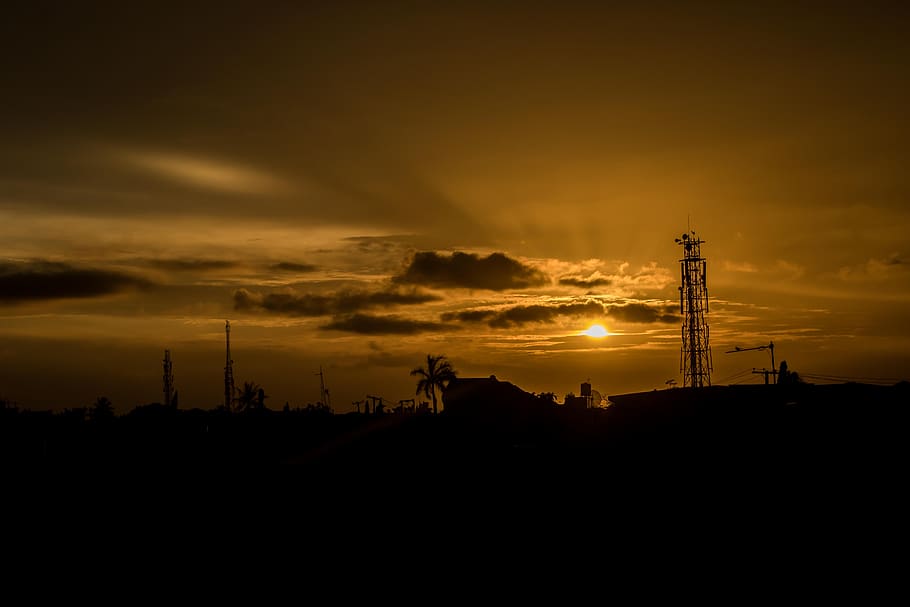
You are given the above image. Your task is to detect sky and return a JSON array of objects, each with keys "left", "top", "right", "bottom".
[{"left": 1, "top": 1, "right": 909, "bottom": 412}]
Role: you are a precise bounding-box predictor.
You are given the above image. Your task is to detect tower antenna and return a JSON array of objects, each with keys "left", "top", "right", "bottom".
[
  {"left": 675, "top": 230, "right": 713, "bottom": 387},
  {"left": 163, "top": 349, "right": 174, "bottom": 407},
  {"left": 224, "top": 321, "right": 235, "bottom": 411},
  {"left": 315, "top": 365, "right": 332, "bottom": 412}
]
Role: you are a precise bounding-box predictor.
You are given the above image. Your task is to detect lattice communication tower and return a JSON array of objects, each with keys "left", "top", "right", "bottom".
[{"left": 675, "top": 231, "right": 713, "bottom": 387}]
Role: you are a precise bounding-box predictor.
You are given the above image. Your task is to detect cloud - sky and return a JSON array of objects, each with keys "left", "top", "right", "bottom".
[{"left": 1, "top": 2, "right": 908, "bottom": 411}]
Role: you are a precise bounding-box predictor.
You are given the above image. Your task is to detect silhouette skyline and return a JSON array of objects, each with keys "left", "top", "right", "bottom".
[{"left": 1, "top": 3, "right": 909, "bottom": 411}]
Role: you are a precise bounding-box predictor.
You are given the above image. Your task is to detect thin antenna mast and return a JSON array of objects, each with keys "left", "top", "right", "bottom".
[
  {"left": 163, "top": 349, "right": 174, "bottom": 407},
  {"left": 316, "top": 365, "right": 331, "bottom": 412},
  {"left": 224, "top": 321, "right": 234, "bottom": 411}
]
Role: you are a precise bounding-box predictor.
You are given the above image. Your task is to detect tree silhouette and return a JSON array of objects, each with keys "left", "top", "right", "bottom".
[
  {"left": 778, "top": 360, "right": 803, "bottom": 385},
  {"left": 537, "top": 392, "right": 558, "bottom": 404},
  {"left": 234, "top": 381, "right": 264, "bottom": 413},
  {"left": 410, "top": 354, "right": 457, "bottom": 415},
  {"left": 90, "top": 396, "right": 115, "bottom": 422}
]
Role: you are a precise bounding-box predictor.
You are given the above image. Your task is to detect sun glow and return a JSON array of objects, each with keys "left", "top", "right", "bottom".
[{"left": 582, "top": 324, "right": 609, "bottom": 338}]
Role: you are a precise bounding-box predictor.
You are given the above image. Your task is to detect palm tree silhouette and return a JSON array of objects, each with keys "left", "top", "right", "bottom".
[
  {"left": 410, "top": 354, "right": 457, "bottom": 415},
  {"left": 90, "top": 396, "right": 114, "bottom": 421},
  {"left": 234, "top": 381, "right": 263, "bottom": 413}
]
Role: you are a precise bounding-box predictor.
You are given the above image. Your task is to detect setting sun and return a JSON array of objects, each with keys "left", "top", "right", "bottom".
[{"left": 582, "top": 324, "right": 609, "bottom": 338}]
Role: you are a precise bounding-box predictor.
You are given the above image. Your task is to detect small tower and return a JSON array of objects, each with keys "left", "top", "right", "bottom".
[
  {"left": 163, "top": 349, "right": 174, "bottom": 407},
  {"left": 224, "top": 321, "right": 235, "bottom": 411},
  {"left": 675, "top": 231, "right": 713, "bottom": 387},
  {"left": 580, "top": 380, "right": 592, "bottom": 408},
  {"left": 316, "top": 365, "right": 332, "bottom": 412}
]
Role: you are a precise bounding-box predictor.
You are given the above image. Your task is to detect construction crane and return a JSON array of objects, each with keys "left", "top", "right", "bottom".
[{"left": 725, "top": 341, "right": 777, "bottom": 384}]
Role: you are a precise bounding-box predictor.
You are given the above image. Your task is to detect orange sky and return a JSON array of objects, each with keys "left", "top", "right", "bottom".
[{"left": 1, "top": 2, "right": 908, "bottom": 411}]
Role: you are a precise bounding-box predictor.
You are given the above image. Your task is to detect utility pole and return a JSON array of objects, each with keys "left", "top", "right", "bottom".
[
  {"left": 725, "top": 341, "right": 778, "bottom": 384},
  {"left": 163, "top": 349, "right": 174, "bottom": 407},
  {"left": 224, "top": 321, "right": 234, "bottom": 411},
  {"left": 675, "top": 230, "right": 713, "bottom": 387}
]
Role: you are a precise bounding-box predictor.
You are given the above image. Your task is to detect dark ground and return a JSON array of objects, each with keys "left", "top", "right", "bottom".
[{"left": 3, "top": 384, "right": 907, "bottom": 571}]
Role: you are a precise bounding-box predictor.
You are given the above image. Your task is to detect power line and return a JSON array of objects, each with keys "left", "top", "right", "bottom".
[
  {"left": 715, "top": 368, "right": 754, "bottom": 384},
  {"left": 800, "top": 372, "right": 903, "bottom": 385}
]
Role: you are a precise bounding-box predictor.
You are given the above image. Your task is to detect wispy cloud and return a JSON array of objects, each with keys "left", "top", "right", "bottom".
[
  {"left": 838, "top": 253, "right": 906, "bottom": 282},
  {"left": 233, "top": 287, "right": 439, "bottom": 316},
  {"left": 723, "top": 260, "right": 759, "bottom": 273},
  {"left": 124, "top": 151, "right": 289, "bottom": 195},
  {"left": 146, "top": 258, "right": 239, "bottom": 272}
]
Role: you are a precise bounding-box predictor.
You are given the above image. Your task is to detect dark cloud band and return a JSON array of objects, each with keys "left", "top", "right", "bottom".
[
  {"left": 394, "top": 251, "right": 549, "bottom": 290},
  {"left": 606, "top": 302, "right": 678, "bottom": 324},
  {"left": 269, "top": 262, "right": 317, "bottom": 273},
  {"left": 0, "top": 260, "right": 150, "bottom": 303},
  {"left": 559, "top": 276, "right": 611, "bottom": 288},
  {"left": 443, "top": 300, "right": 678, "bottom": 327},
  {"left": 233, "top": 287, "right": 439, "bottom": 316},
  {"left": 321, "top": 314, "right": 447, "bottom": 335},
  {"left": 443, "top": 301, "right": 604, "bottom": 328}
]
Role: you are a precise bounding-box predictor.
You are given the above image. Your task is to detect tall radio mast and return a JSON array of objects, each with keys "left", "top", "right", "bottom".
[
  {"left": 163, "top": 349, "right": 174, "bottom": 407},
  {"left": 675, "top": 230, "right": 713, "bottom": 387},
  {"left": 224, "top": 321, "right": 235, "bottom": 411}
]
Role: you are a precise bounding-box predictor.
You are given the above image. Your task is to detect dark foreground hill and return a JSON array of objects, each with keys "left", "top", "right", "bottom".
[
  {"left": 3, "top": 380, "right": 906, "bottom": 479},
  {"left": 4, "top": 380, "right": 908, "bottom": 552}
]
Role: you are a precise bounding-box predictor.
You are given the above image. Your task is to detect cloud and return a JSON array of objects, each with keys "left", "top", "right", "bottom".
[
  {"left": 558, "top": 275, "right": 612, "bottom": 288},
  {"left": 0, "top": 260, "right": 150, "bottom": 303},
  {"left": 444, "top": 300, "right": 605, "bottom": 328},
  {"left": 233, "top": 287, "right": 439, "bottom": 316},
  {"left": 837, "top": 253, "right": 908, "bottom": 282},
  {"left": 147, "top": 259, "right": 239, "bottom": 272},
  {"left": 270, "top": 262, "right": 318, "bottom": 273},
  {"left": 722, "top": 260, "right": 759, "bottom": 273},
  {"left": 489, "top": 301, "right": 605, "bottom": 328},
  {"left": 543, "top": 259, "right": 674, "bottom": 294},
  {"left": 321, "top": 314, "right": 447, "bottom": 335},
  {"left": 125, "top": 151, "right": 288, "bottom": 195},
  {"left": 393, "top": 251, "right": 549, "bottom": 290},
  {"left": 441, "top": 310, "right": 498, "bottom": 323},
  {"left": 606, "top": 302, "right": 678, "bottom": 324},
  {"left": 775, "top": 260, "right": 805, "bottom": 280}
]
